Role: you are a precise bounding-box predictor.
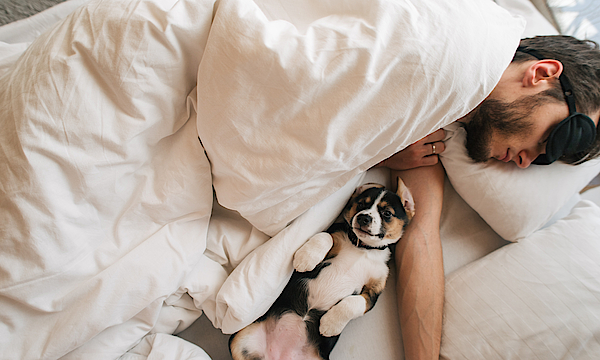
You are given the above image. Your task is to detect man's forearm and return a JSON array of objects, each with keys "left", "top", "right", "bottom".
[{"left": 392, "top": 164, "right": 445, "bottom": 360}]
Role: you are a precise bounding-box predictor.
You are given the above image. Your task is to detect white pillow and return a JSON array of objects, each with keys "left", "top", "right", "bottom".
[
  {"left": 495, "top": 0, "right": 560, "bottom": 37},
  {"left": 441, "top": 199, "right": 600, "bottom": 359},
  {"left": 196, "top": 0, "right": 525, "bottom": 235},
  {"left": 440, "top": 122, "right": 600, "bottom": 241}
]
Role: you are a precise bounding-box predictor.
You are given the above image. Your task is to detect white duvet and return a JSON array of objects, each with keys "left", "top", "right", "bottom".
[{"left": 0, "top": 0, "right": 523, "bottom": 358}]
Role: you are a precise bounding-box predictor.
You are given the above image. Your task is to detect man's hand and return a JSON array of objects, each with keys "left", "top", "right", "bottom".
[{"left": 377, "top": 129, "right": 446, "bottom": 170}]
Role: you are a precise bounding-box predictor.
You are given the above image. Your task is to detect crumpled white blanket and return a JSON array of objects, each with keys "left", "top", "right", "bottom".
[
  {"left": 0, "top": 0, "right": 523, "bottom": 358},
  {"left": 198, "top": 0, "right": 525, "bottom": 236}
]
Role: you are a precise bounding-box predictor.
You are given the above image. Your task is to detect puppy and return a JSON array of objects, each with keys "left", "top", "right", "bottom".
[{"left": 229, "top": 178, "right": 415, "bottom": 360}]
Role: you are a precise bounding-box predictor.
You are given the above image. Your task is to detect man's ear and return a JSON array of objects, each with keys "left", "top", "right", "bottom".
[{"left": 524, "top": 59, "right": 563, "bottom": 87}]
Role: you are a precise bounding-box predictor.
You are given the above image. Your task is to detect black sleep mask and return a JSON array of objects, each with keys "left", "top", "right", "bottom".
[{"left": 516, "top": 47, "right": 596, "bottom": 165}]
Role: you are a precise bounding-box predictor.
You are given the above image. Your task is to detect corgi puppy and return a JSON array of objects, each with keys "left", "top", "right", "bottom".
[{"left": 230, "top": 178, "right": 415, "bottom": 360}]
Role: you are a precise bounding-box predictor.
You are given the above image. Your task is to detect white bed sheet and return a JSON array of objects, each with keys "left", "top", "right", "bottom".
[{"left": 177, "top": 170, "right": 511, "bottom": 360}]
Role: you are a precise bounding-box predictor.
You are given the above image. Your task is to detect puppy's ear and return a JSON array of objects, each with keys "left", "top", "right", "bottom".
[
  {"left": 396, "top": 177, "right": 415, "bottom": 220},
  {"left": 354, "top": 183, "right": 384, "bottom": 196}
]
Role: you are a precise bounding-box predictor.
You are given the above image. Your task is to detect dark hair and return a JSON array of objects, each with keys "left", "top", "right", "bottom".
[{"left": 512, "top": 36, "right": 600, "bottom": 164}]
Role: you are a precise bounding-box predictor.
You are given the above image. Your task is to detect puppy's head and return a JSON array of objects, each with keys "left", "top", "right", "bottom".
[{"left": 342, "top": 178, "right": 415, "bottom": 248}]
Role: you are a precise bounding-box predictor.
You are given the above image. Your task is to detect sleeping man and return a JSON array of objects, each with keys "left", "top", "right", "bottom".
[{"left": 381, "top": 35, "right": 600, "bottom": 360}]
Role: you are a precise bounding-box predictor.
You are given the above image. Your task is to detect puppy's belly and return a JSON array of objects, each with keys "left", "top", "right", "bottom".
[
  {"left": 240, "top": 312, "right": 322, "bottom": 360},
  {"left": 307, "top": 268, "right": 362, "bottom": 310},
  {"left": 307, "top": 245, "right": 390, "bottom": 310}
]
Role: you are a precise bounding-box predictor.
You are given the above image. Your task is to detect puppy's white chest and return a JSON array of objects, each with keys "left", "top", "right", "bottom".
[{"left": 307, "top": 241, "right": 390, "bottom": 311}]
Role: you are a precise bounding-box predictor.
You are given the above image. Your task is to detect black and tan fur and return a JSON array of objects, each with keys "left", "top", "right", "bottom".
[{"left": 230, "top": 178, "right": 415, "bottom": 360}]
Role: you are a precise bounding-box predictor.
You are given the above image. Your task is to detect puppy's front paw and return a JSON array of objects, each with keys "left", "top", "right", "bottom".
[
  {"left": 293, "top": 249, "right": 320, "bottom": 273},
  {"left": 293, "top": 233, "right": 332, "bottom": 272}
]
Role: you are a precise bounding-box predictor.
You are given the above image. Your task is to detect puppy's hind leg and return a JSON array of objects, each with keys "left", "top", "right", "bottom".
[
  {"left": 319, "top": 295, "right": 367, "bottom": 337},
  {"left": 229, "top": 323, "right": 266, "bottom": 360},
  {"left": 319, "top": 277, "right": 386, "bottom": 337}
]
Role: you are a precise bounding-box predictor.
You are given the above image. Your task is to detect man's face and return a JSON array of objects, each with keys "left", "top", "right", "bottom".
[{"left": 464, "top": 93, "right": 571, "bottom": 168}]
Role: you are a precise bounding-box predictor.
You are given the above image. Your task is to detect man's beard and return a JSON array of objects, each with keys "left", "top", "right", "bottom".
[{"left": 463, "top": 97, "right": 537, "bottom": 163}]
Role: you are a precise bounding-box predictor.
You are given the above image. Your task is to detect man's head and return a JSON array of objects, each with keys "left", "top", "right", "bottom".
[{"left": 463, "top": 36, "right": 600, "bottom": 168}]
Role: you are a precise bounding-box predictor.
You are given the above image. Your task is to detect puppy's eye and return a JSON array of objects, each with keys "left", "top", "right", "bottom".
[
  {"left": 356, "top": 202, "right": 366, "bottom": 211},
  {"left": 382, "top": 210, "right": 393, "bottom": 220}
]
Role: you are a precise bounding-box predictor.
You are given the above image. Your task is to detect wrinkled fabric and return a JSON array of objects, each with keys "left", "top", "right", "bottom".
[
  {"left": 197, "top": 0, "right": 524, "bottom": 235},
  {"left": 0, "top": 0, "right": 524, "bottom": 358}
]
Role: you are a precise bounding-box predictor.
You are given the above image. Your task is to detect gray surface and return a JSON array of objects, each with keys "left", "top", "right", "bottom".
[{"left": 0, "top": 0, "right": 67, "bottom": 26}]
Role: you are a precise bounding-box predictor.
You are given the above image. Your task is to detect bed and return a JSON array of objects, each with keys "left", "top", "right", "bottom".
[{"left": 1, "top": 0, "right": 599, "bottom": 359}]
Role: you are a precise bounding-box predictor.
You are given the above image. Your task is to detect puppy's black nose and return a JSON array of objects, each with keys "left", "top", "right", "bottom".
[{"left": 357, "top": 214, "right": 372, "bottom": 226}]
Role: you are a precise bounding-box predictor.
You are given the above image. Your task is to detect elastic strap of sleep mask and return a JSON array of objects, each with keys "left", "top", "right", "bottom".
[{"left": 516, "top": 47, "right": 597, "bottom": 165}]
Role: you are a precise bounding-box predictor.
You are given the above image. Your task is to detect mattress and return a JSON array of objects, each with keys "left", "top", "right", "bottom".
[{"left": 0, "top": 0, "right": 67, "bottom": 26}]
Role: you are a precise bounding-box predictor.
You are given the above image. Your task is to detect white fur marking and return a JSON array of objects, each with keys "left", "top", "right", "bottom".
[{"left": 353, "top": 191, "right": 386, "bottom": 245}]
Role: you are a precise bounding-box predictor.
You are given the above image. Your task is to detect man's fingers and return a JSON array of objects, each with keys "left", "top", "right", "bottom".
[
  {"left": 420, "top": 154, "right": 439, "bottom": 167},
  {"left": 421, "top": 129, "right": 446, "bottom": 143},
  {"left": 429, "top": 141, "right": 445, "bottom": 155}
]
